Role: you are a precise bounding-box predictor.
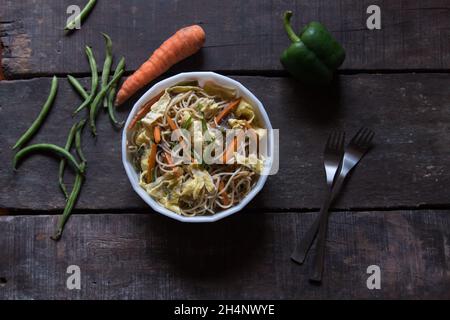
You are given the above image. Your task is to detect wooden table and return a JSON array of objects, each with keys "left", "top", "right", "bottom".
[{"left": 1, "top": 0, "right": 449, "bottom": 299}]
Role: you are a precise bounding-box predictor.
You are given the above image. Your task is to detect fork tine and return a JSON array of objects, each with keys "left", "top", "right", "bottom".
[
  {"left": 360, "top": 129, "right": 373, "bottom": 146},
  {"left": 353, "top": 128, "right": 374, "bottom": 148},
  {"left": 338, "top": 131, "right": 345, "bottom": 150},
  {"left": 331, "top": 130, "right": 336, "bottom": 149},
  {"left": 360, "top": 128, "right": 372, "bottom": 145},
  {"left": 334, "top": 130, "right": 342, "bottom": 150},
  {"left": 351, "top": 127, "right": 365, "bottom": 144},
  {"left": 332, "top": 130, "right": 339, "bottom": 149},
  {"left": 354, "top": 128, "right": 366, "bottom": 145},
  {"left": 326, "top": 131, "right": 334, "bottom": 149},
  {"left": 362, "top": 130, "right": 375, "bottom": 147},
  {"left": 326, "top": 130, "right": 337, "bottom": 150}
]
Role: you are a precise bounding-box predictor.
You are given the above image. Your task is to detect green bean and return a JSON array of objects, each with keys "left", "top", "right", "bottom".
[
  {"left": 51, "top": 120, "right": 88, "bottom": 240},
  {"left": 13, "top": 76, "right": 58, "bottom": 150},
  {"left": 89, "top": 69, "right": 124, "bottom": 135},
  {"left": 67, "top": 75, "right": 88, "bottom": 100},
  {"left": 13, "top": 143, "right": 84, "bottom": 174},
  {"left": 58, "top": 123, "right": 78, "bottom": 199},
  {"left": 75, "top": 119, "right": 87, "bottom": 163},
  {"left": 101, "top": 33, "right": 113, "bottom": 108},
  {"left": 107, "top": 57, "right": 125, "bottom": 127},
  {"left": 51, "top": 163, "right": 85, "bottom": 241},
  {"left": 74, "top": 46, "right": 98, "bottom": 115},
  {"left": 64, "top": 0, "right": 97, "bottom": 33}
]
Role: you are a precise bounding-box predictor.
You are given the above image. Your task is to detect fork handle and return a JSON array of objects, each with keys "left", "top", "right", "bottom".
[
  {"left": 309, "top": 173, "right": 347, "bottom": 282},
  {"left": 309, "top": 208, "right": 330, "bottom": 282},
  {"left": 290, "top": 189, "right": 332, "bottom": 264},
  {"left": 291, "top": 155, "right": 355, "bottom": 265}
]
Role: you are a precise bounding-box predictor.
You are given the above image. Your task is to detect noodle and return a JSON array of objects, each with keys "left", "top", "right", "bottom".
[{"left": 128, "top": 81, "right": 265, "bottom": 216}]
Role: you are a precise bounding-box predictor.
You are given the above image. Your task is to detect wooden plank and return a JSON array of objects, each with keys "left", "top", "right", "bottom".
[
  {"left": 1, "top": 74, "right": 450, "bottom": 211},
  {"left": 1, "top": 0, "right": 449, "bottom": 78},
  {"left": 0, "top": 210, "right": 448, "bottom": 299},
  {"left": 0, "top": 40, "right": 4, "bottom": 80}
]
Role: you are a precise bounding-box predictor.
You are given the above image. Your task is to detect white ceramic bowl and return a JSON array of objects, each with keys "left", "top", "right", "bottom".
[{"left": 122, "top": 72, "right": 274, "bottom": 222}]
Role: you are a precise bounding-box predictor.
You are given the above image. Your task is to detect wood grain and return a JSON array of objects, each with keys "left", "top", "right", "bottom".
[
  {"left": 0, "top": 210, "right": 448, "bottom": 299},
  {"left": 1, "top": 0, "right": 449, "bottom": 78},
  {"left": 1, "top": 0, "right": 449, "bottom": 301},
  {"left": 0, "top": 38, "right": 4, "bottom": 80},
  {"left": 1, "top": 74, "right": 450, "bottom": 211}
]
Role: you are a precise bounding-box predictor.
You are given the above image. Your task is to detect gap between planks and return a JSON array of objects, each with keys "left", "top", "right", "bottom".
[
  {"left": 1, "top": 68, "right": 450, "bottom": 81},
  {"left": 3, "top": 204, "right": 450, "bottom": 216}
]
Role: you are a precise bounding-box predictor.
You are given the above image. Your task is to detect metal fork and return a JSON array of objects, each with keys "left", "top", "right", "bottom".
[
  {"left": 309, "top": 127, "right": 375, "bottom": 283},
  {"left": 291, "top": 130, "right": 345, "bottom": 264}
]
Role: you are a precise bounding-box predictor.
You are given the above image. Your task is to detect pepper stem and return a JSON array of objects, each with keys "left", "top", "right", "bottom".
[{"left": 283, "top": 11, "right": 301, "bottom": 43}]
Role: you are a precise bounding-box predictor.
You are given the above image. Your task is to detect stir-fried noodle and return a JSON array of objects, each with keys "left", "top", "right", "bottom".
[{"left": 127, "top": 81, "right": 265, "bottom": 216}]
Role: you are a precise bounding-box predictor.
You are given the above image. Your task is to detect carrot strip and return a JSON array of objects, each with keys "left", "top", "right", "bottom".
[
  {"left": 223, "top": 137, "right": 237, "bottom": 164},
  {"left": 164, "top": 151, "right": 173, "bottom": 165},
  {"left": 115, "top": 25, "right": 205, "bottom": 106},
  {"left": 128, "top": 91, "right": 164, "bottom": 130},
  {"left": 213, "top": 98, "right": 241, "bottom": 127},
  {"left": 218, "top": 180, "right": 230, "bottom": 206},
  {"left": 164, "top": 150, "right": 182, "bottom": 176},
  {"left": 166, "top": 115, "right": 189, "bottom": 151},
  {"left": 154, "top": 125, "right": 161, "bottom": 144},
  {"left": 166, "top": 116, "right": 178, "bottom": 131},
  {"left": 146, "top": 143, "right": 157, "bottom": 182}
]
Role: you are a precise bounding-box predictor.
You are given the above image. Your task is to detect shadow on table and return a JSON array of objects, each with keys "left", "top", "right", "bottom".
[
  {"left": 143, "top": 210, "right": 267, "bottom": 279},
  {"left": 284, "top": 76, "right": 343, "bottom": 125}
]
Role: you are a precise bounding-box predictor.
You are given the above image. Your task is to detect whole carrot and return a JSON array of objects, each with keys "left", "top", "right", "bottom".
[{"left": 115, "top": 25, "right": 205, "bottom": 106}]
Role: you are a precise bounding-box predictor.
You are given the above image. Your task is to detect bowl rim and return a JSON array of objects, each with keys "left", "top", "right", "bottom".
[{"left": 121, "top": 71, "right": 273, "bottom": 222}]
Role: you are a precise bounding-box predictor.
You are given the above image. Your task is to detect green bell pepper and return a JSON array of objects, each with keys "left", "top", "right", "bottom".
[{"left": 280, "top": 11, "right": 345, "bottom": 85}]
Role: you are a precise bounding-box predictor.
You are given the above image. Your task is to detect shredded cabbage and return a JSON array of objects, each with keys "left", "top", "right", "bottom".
[
  {"left": 181, "top": 166, "right": 215, "bottom": 200},
  {"left": 235, "top": 100, "right": 255, "bottom": 121},
  {"left": 228, "top": 119, "right": 247, "bottom": 129},
  {"left": 140, "top": 92, "right": 171, "bottom": 127},
  {"left": 235, "top": 153, "right": 264, "bottom": 174}
]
